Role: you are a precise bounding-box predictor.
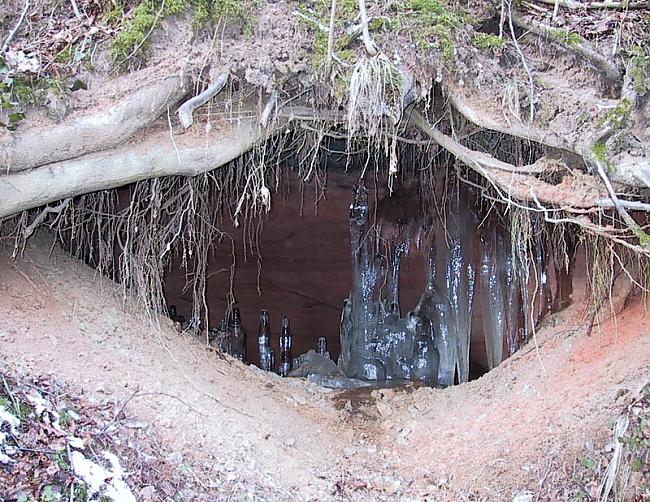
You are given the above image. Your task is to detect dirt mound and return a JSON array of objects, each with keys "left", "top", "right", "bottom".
[{"left": 0, "top": 234, "right": 648, "bottom": 500}]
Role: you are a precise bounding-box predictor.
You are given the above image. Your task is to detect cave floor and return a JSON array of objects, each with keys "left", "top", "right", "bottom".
[{"left": 0, "top": 234, "right": 648, "bottom": 500}]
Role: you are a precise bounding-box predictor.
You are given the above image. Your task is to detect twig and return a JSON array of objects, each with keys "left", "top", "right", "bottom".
[
  {"left": 293, "top": 10, "right": 329, "bottom": 32},
  {"left": 69, "top": 0, "right": 82, "bottom": 20},
  {"left": 325, "top": 0, "right": 337, "bottom": 76},
  {"left": 597, "top": 198, "right": 650, "bottom": 211},
  {"left": 506, "top": 0, "right": 535, "bottom": 121},
  {"left": 1, "top": 0, "right": 30, "bottom": 54},
  {"left": 357, "top": 0, "right": 378, "bottom": 56},
  {"left": 177, "top": 73, "right": 229, "bottom": 129},
  {"left": 22, "top": 198, "right": 71, "bottom": 240}
]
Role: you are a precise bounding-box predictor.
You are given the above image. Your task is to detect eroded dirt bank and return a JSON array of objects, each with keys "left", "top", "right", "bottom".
[{"left": 0, "top": 234, "right": 648, "bottom": 500}]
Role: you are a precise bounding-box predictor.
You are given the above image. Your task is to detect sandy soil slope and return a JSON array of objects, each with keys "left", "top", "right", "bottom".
[{"left": 0, "top": 234, "right": 648, "bottom": 500}]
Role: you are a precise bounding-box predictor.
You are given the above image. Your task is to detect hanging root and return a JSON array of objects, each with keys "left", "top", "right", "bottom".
[{"left": 347, "top": 55, "right": 404, "bottom": 138}]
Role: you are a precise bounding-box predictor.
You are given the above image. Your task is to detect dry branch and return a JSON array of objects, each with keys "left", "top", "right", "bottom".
[
  {"left": 177, "top": 73, "right": 229, "bottom": 129},
  {"left": 0, "top": 75, "right": 188, "bottom": 173},
  {"left": 0, "top": 119, "right": 268, "bottom": 219},
  {"left": 1, "top": 0, "right": 30, "bottom": 54}
]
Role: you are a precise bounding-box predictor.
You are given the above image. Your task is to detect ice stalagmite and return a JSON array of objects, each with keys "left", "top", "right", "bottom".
[
  {"left": 343, "top": 183, "right": 386, "bottom": 380},
  {"left": 416, "top": 235, "right": 455, "bottom": 386},
  {"left": 479, "top": 225, "right": 506, "bottom": 370}
]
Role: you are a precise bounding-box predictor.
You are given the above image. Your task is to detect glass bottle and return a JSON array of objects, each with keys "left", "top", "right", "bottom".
[
  {"left": 228, "top": 306, "right": 247, "bottom": 362},
  {"left": 317, "top": 336, "right": 328, "bottom": 358},
  {"left": 257, "top": 310, "right": 272, "bottom": 371},
  {"left": 279, "top": 316, "right": 293, "bottom": 377}
]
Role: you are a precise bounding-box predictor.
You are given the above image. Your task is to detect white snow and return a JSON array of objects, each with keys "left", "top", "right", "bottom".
[
  {"left": 70, "top": 450, "right": 136, "bottom": 502},
  {"left": 0, "top": 406, "right": 20, "bottom": 432},
  {"left": 0, "top": 405, "right": 20, "bottom": 464},
  {"left": 67, "top": 436, "right": 84, "bottom": 449}
]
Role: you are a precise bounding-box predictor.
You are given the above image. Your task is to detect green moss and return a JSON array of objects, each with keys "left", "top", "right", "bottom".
[
  {"left": 110, "top": 2, "right": 158, "bottom": 64},
  {"left": 395, "top": 0, "right": 468, "bottom": 63},
  {"left": 635, "top": 226, "right": 650, "bottom": 249},
  {"left": 592, "top": 141, "right": 608, "bottom": 163},
  {"left": 597, "top": 98, "right": 632, "bottom": 129},
  {"left": 472, "top": 32, "right": 505, "bottom": 51},
  {"left": 12, "top": 80, "right": 35, "bottom": 105},
  {"left": 628, "top": 45, "right": 649, "bottom": 96},
  {"left": 549, "top": 28, "right": 582, "bottom": 46},
  {"left": 54, "top": 44, "right": 74, "bottom": 64},
  {"left": 109, "top": 0, "right": 259, "bottom": 67}
]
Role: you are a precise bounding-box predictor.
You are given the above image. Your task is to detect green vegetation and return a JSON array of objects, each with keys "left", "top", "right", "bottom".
[
  {"left": 592, "top": 141, "right": 608, "bottom": 163},
  {"left": 549, "top": 28, "right": 582, "bottom": 47},
  {"left": 472, "top": 32, "right": 505, "bottom": 52},
  {"left": 392, "top": 0, "right": 470, "bottom": 62},
  {"left": 597, "top": 98, "right": 632, "bottom": 129},
  {"left": 109, "top": 0, "right": 259, "bottom": 68},
  {"left": 628, "top": 44, "right": 649, "bottom": 96}
]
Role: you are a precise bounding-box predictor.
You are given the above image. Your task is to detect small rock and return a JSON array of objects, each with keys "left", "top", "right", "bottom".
[
  {"left": 513, "top": 490, "right": 534, "bottom": 502},
  {"left": 376, "top": 401, "right": 393, "bottom": 418}
]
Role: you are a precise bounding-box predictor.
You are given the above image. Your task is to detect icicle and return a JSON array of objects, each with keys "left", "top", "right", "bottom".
[
  {"left": 442, "top": 200, "right": 478, "bottom": 384},
  {"left": 342, "top": 183, "right": 387, "bottom": 380},
  {"left": 532, "top": 216, "right": 553, "bottom": 324},
  {"left": 479, "top": 225, "right": 506, "bottom": 370},
  {"left": 502, "top": 232, "right": 521, "bottom": 356}
]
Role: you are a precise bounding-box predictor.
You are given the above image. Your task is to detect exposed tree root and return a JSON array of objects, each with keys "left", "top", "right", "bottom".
[
  {"left": 410, "top": 110, "right": 605, "bottom": 209},
  {"left": 177, "top": 73, "right": 229, "bottom": 129},
  {"left": 0, "top": 75, "right": 188, "bottom": 173},
  {"left": 0, "top": 119, "right": 268, "bottom": 219},
  {"left": 445, "top": 90, "right": 573, "bottom": 152}
]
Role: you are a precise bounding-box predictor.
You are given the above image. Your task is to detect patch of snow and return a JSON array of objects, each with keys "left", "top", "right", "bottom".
[
  {"left": 0, "top": 406, "right": 19, "bottom": 464},
  {"left": 0, "top": 452, "right": 14, "bottom": 464},
  {"left": 26, "top": 391, "right": 63, "bottom": 430},
  {"left": 70, "top": 450, "right": 136, "bottom": 502},
  {"left": 67, "top": 436, "right": 84, "bottom": 449},
  {"left": 0, "top": 406, "right": 20, "bottom": 432},
  {"left": 25, "top": 391, "right": 48, "bottom": 416}
]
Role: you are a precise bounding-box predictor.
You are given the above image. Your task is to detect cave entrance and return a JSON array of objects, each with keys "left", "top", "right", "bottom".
[{"left": 158, "top": 134, "right": 579, "bottom": 388}]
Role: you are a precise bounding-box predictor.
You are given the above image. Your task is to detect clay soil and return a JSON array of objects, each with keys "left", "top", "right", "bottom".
[{"left": 0, "top": 234, "right": 649, "bottom": 501}]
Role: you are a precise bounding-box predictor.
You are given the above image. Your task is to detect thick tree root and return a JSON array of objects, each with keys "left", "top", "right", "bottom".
[
  {"left": 0, "top": 119, "right": 266, "bottom": 219},
  {"left": 446, "top": 90, "right": 574, "bottom": 152},
  {"left": 410, "top": 110, "right": 604, "bottom": 209},
  {"left": 0, "top": 75, "right": 188, "bottom": 173}
]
